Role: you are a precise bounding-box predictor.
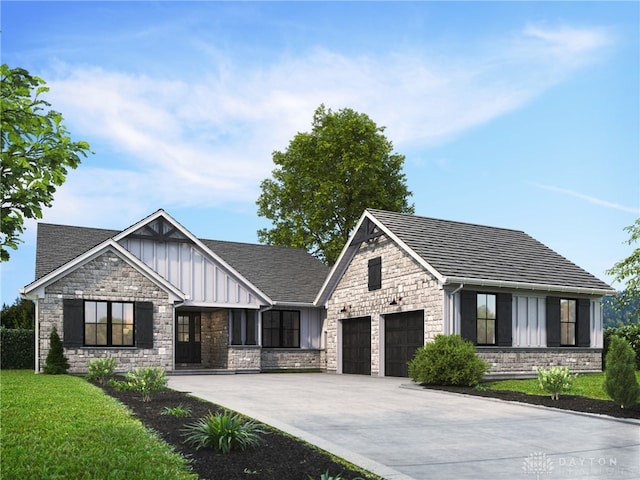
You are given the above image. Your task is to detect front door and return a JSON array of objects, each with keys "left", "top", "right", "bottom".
[{"left": 176, "top": 313, "right": 201, "bottom": 364}]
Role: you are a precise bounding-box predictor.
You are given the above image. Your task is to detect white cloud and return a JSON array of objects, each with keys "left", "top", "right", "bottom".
[
  {"left": 41, "top": 23, "right": 612, "bottom": 222},
  {"left": 531, "top": 183, "right": 640, "bottom": 214}
]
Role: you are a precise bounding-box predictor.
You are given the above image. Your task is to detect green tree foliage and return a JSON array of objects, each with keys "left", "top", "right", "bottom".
[
  {"left": 603, "top": 336, "right": 640, "bottom": 408},
  {"left": 408, "top": 334, "right": 489, "bottom": 386},
  {"left": 1, "top": 64, "right": 91, "bottom": 261},
  {"left": 43, "top": 326, "right": 70, "bottom": 374},
  {"left": 1, "top": 296, "right": 35, "bottom": 329},
  {"left": 603, "top": 291, "right": 640, "bottom": 327},
  {"left": 257, "top": 105, "right": 414, "bottom": 265},
  {"left": 606, "top": 219, "right": 640, "bottom": 318},
  {"left": 603, "top": 324, "right": 640, "bottom": 370}
]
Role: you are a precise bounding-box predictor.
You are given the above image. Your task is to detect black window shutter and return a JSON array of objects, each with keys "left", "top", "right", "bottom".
[
  {"left": 135, "top": 302, "right": 154, "bottom": 348},
  {"left": 368, "top": 257, "right": 381, "bottom": 291},
  {"left": 63, "top": 299, "right": 84, "bottom": 348},
  {"left": 576, "top": 298, "right": 591, "bottom": 347},
  {"left": 496, "top": 293, "right": 512, "bottom": 346},
  {"left": 460, "top": 290, "right": 477, "bottom": 344},
  {"left": 546, "top": 297, "right": 561, "bottom": 347}
]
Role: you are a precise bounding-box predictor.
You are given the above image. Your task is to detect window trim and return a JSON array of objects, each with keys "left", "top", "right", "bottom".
[
  {"left": 559, "top": 298, "right": 577, "bottom": 347},
  {"left": 261, "top": 309, "right": 300, "bottom": 348},
  {"left": 84, "top": 300, "right": 135, "bottom": 347},
  {"left": 230, "top": 309, "right": 258, "bottom": 346},
  {"left": 476, "top": 293, "right": 497, "bottom": 346}
]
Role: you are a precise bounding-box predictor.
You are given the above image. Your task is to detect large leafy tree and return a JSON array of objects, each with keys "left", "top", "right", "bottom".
[
  {"left": 257, "top": 105, "right": 414, "bottom": 265},
  {"left": 1, "top": 65, "right": 91, "bottom": 261},
  {"left": 607, "top": 218, "right": 640, "bottom": 320}
]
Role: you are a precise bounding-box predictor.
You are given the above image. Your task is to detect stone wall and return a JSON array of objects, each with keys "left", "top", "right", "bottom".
[
  {"left": 39, "top": 251, "right": 174, "bottom": 373},
  {"left": 478, "top": 347, "right": 602, "bottom": 376},
  {"left": 261, "top": 349, "right": 323, "bottom": 371},
  {"left": 228, "top": 346, "right": 261, "bottom": 371},
  {"left": 326, "top": 235, "right": 442, "bottom": 375}
]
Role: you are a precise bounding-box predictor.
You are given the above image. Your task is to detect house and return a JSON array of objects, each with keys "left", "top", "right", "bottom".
[
  {"left": 315, "top": 209, "right": 616, "bottom": 377},
  {"left": 21, "top": 209, "right": 329, "bottom": 374}
]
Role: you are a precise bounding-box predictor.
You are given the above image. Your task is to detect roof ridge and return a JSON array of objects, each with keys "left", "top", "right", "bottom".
[{"left": 366, "top": 208, "right": 526, "bottom": 234}]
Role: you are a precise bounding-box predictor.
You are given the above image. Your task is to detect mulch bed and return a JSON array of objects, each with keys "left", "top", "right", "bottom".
[
  {"left": 424, "top": 384, "right": 640, "bottom": 420},
  {"left": 94, "top": 379, "right": 639, "bottom": 480},
  {"left": 94, "top": 380, "right": 378, "bottom": 480}
]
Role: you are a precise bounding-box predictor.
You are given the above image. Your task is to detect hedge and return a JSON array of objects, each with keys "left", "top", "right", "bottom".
[
  {"left": 603, "top": 324, "right": 640, "bottom": 370},
  {"left": 1, "top": 327, "right": 35, "bottom": 369}
]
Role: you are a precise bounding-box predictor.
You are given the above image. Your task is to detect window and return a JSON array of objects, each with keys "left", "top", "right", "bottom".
[
  {"left": 560, "top": 299, "right": 576, "bottom": 346},
  {"left": 476, "top": 293, "right": 496, "bottom": 345},
  {"left": 84, "top": 301, "right": 134, "bottom": 346},
  {"left": 230, "top": 309, "right": 257, "bottom": 345},
  {"left": 262, "top": 310, "right": 300, "bottom": 348},
  {"left": 368, "top": 257, "right": 381, "bottom": 291}
]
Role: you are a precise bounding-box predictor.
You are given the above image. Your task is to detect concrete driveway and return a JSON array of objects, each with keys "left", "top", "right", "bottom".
[{"left": 168, "top": 373, "right": 639, "bottom": 480}]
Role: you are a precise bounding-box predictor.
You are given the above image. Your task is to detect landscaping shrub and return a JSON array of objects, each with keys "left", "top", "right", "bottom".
[
  {"left": 536, "top": 366, "right": 575, "bottom": 400},
  {"left": 161, "top": 404, "right": 192, "bottom": 417},
  {"left": 408, "top": 334, "right": 489, "bottom": 386},
  {"left": 0, "top": 327, "right": 34, "bottom": 369},
  {"left": 603, "top": 336, "right": 640, "bottom": 408},
  {"left": 183, "top": 410, "right": 264, "bottom": 453},
  {"left": 43, "top": 326, "right": 70, "bottom": 374},
  {"left": 86, "top": 357, "right": 116, "bottom": 384},
  {"left": 603, "top": 324, "right": 640, "bottom": 369},
  {"left": 119, "top": 367, "right": 168, "bottom": 402}
]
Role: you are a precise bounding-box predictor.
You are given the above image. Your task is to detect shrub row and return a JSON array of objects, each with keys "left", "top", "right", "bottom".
[
  {"left": 0, "top": 327, "right": 35, "bottom": 369},
  {"left": 604, "top": 324, "right": 640, "bottom": 369}
]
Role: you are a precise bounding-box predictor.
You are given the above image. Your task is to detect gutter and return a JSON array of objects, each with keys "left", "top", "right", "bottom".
[{"left": 443, "top": 276, "right": 615, "bottom": 297}]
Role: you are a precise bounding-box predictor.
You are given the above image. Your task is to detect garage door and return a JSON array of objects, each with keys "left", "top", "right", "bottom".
[
  {"left": 342, "top": 317, "right": 371, "bottom": 375},
  {"left": 385, "top": 310, "right": 424, "bottom": 377}
]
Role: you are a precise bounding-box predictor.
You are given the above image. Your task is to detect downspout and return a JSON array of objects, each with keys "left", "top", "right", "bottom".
[{"left": 33, "top": 298, "right": 40, "bottom": 373}]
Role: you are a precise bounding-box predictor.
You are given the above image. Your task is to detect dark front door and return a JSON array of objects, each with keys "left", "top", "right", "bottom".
[
  {"left": 385, "top": 310, "right": 424, "bottom": 377},
  {"left": 342, "top": 316, "right": 371, "bottom": 375},
  {"left": 176, "top": 313, "right": 201, "bottom": 364}
]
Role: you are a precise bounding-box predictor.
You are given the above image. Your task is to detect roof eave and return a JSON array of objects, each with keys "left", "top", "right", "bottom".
[{"left": 443, "top": 276, "right": 616, "bottom": 297}]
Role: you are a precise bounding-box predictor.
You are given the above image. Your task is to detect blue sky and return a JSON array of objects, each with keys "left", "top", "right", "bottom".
[{"left": 1, "top": 1, "right": 638, "bottom": 305}]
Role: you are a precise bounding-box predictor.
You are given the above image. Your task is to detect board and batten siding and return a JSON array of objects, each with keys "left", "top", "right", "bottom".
[{"left": 121, "top": 238, "right": 263, "bottom": 307}]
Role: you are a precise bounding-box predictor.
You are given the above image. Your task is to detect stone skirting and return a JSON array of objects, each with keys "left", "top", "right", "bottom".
[
  {"left": 227, "top": 346, "right": 261, "bottom": 371},
  {"left": 261, "top": 348, "right": 323, "bottom": 371},
  {"left": 477, "top": 347, "right": 603, "bottom": 375}
]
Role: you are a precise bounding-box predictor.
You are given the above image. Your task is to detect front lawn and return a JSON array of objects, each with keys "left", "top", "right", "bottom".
[
  {"left": 0, "top": 370, "right": 196, "bottom": 480},
  {"left": 487, "top": 371, "right": 640, "bottom": 400}
]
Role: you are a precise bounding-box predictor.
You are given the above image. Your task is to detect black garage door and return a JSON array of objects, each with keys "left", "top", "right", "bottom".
[
  {"left": 385, "top": 310, "right": 424, "bottom": 377},
  {"left": 342, "top": 316, "right": 371, "bottom": 375}
]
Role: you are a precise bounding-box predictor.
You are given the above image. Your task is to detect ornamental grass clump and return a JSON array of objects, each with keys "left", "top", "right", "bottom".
[
  {"left": 122, "top": 367, "right": 168, "bottom": 402},
  {"left": 86, "top": 357, "right": 116, "bottom": 385},
  {"left": 603, "top": 336, "right": 640, "bottom": 408},
  {"left": 536, "top": 366, "right": 575, "bottom": 400},
  {"left": 408, "top": 334, "right": 489, "bottom": 386},
  {"left": 183, "top": 410, "right": 265, "bottom": 454}
]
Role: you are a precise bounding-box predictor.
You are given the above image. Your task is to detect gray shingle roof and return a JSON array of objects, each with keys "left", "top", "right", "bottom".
[
  {"left": 367, "top": 209, "right": 613, "bottom": 291},
  {"left": 34, "top": 223, "right": 328, "bottom": 304}
]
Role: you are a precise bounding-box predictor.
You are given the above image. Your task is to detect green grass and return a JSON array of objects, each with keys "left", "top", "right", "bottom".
[
  {"left": 486, "top": 371, "right": 640, "bottom": 400},
  {"left": 0, "top": 370, "right": 196, "bottom": 480}
]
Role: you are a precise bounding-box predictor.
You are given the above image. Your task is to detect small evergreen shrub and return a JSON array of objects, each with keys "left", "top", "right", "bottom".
[
  {"left": 123, "top": 367, "right": 168, "bottom": 402},
  {"left": 86, "top": 357, "right": 117, "bottom": 384},
  {"left": 536, "top": 367, "right": 575, "bottom": 400},
  {"left": 603, "top": 336, "right": 640, "bottom": 408},
  {"left": 408, "top": 334, "right": 489, "bottom": 386},
  {"left": 183, "top": 410, "right": 265, "bottom": 453},
  {"left": 43, "top": 326, "right": 70, "bottom": 374},
  {"left": 603, "top": 324, "right": 640, "bottom": 369},
  {"left": 0, "top": 327, "right": 35, "bottom": 369}
]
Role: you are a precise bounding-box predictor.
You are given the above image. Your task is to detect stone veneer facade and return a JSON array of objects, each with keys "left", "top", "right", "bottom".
[
  {"left": 477, "top": 347, "right": 602, "bottom": 376},
  {"left": 38, "top": 251, "right": 174, "bottom": 373},
  {"left": 326, "top": 235, "right": 443, "bottom": 376}
]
